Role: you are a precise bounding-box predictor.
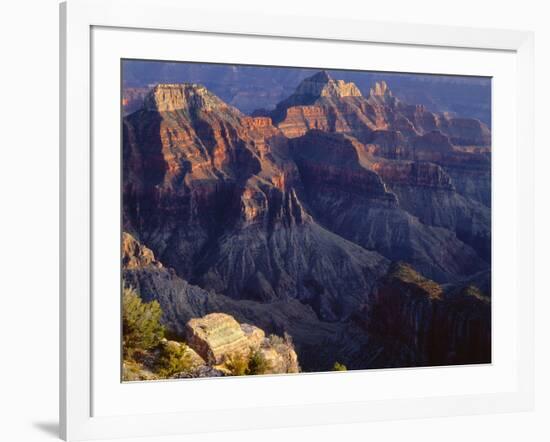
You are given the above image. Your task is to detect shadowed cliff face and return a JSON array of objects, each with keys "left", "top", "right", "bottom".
[
  {"left": 289, "top": 130, "right": 488, "bottom": 281},
  {"left": 123, "top": 71, "right": 492, "bottom": 372},
  {"left": 354, "top": 263, "right": 491, "bottom": 367}
]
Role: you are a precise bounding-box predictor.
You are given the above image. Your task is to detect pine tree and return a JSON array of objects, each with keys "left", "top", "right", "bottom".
[{"left": 122, "top": 286, "right": 164, "bottom": 356}]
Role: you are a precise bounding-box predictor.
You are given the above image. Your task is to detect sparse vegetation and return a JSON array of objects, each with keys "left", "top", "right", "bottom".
[
  {"left": 248, "top": 349, "right": 272, "bottom": 375},
  {"left": 460, "top": 285, "right": 490, "bottom": 303},
  {"left": 222, "top": 348, "right": 272, "bottom": 376},
  {"left": 156, "top": 341, "right": 193, "bottom": 377},
  {"left": 122, "top": 286, "right": 165, "bottom": 357},
  {"left": 223, "top": 352, "right": 250, "bottom": 376},
  {"left": 389, "top": 262, "right": 443, "bottom": 300},
  {"left": 120, "top": 286, "right": 299, "bottom": 380},
  {"left": 332, "top": 362, "right": 347, "bottom": 371}
]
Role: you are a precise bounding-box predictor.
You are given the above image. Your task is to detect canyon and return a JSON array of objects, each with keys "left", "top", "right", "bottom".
[{"left": 122, "top": 70, "right": 491, "bottom": 374}]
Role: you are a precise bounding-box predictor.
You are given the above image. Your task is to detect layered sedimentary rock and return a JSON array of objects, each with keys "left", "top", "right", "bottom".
[
  {"left": 368, "top": 159, "right": 491, "bottom": 259},
  {"left": 271, "top": 73, "right": 490, "bottom": 148},
  {"left": 370, "top": 160, "right": 454, "bottom": 190},
  {"left": 122, "top": 73, "right": 492, "bottom": 372},
  {"left": 186, "top": 313, "right": 256, "bottom": 364},
  {"left": 289, "top": 131, "right": 487, "bottom": 282},
  {"left": 185, "top": 313, "right": 299, "bottom": 374},
  {"left": 359, "top": 263, "right": 491, "bottom": 366},
  {"left": 123, "top": 82, "right": 265, "bottom": 281},
  {"left": 365, "top": 130, "right": 409, "bottom": 159},
  {"left": 123, "top": 83, "right": 390, "bottom": 321},
  {"left": 271, "top": 71, "right": 379, "bottom": 141}
]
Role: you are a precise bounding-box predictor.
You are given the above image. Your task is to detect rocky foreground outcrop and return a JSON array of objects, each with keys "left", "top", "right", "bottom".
[
  {"left": 122, "top": 232, "right": 343, "bottom": 371},
  {"left": 123, "top": 309, "right": 299, "bottom": 380},
  {"left": 186, "top": 313, "right": 299, "bottom": 374},
  {"left": 186, "top": 313, "right": 261, "bottom": 364}
]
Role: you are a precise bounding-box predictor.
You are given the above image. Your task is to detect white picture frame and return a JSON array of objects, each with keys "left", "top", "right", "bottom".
[{"left": 60, "top": 0, "right": 535, "bottom": 440}]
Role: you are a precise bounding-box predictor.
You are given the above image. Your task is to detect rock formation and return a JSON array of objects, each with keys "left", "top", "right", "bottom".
[
  {"left": 356, "top": 263, "right": 491, "bottom": 367},
  {"left": 185, "top": 312, "right": 299, "bottom": 374},
  {"left": 122, "top": 231, "right": 162, "bottom": 270},
  {"left": 122, "top": 72, "right": 492, "bottom": 373},
  {"left": 186, "top": 313, "right": 259, "bottom": 364}
]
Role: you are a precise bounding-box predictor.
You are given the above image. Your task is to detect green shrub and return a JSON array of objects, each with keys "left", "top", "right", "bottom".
[
  {"left": 223, "top": 349, "right": 272, "bottom": 376},
  {"left": 248, "top": 349, "right": 272, "bottom": 375},
  {"left": 156, "top": 341, "right": 193, "bottom": 378},
  {"left": 223, "top": 352, "right": 250, "bottom": 376},
  {"left": 332, "top": 362, "right": 347, "bottom": 371},
  {"left": 122, "top": 286, "right": 164, "bottom": 357}
]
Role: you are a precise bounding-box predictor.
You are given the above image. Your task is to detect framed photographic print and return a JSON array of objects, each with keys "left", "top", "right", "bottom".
[{"left": 60, "top": 0, "right": 534, "bottom": 440}]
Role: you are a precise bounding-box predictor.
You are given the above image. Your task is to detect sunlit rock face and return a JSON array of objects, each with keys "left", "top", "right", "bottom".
[
  {"left": 185, "top": 313, "right": 255, "bottom": 364},
  {"left": 292, "top": 71, "right": 362, "bottom": 99},
  {"left": 122, "top": 72, "right": 492, "bottom": 372},
  {"left": 122, "top": 232, "right": 162, "bottom": 270},
  {"left": 144, "top": 83, "right": 236, "bottom": 113},
  {"left": 184, "top": 312, "right": 299, "bottom": 374},
  {"left": 270, "top": 72, "right": 379, "bottom": 141}
]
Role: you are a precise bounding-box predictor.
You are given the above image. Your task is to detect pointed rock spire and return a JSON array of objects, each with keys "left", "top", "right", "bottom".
[
  {"left": 293, "top": 71, "right": 362, "bottom": 99},
  {"left": 368, "top": 80, "right": 399, "bottom": 107},
  {"left": 369, "top": 81, "right": 392, "bottom": 98},
  {"left": 308, "top": 70, "right": 333, "bottom": 83}
]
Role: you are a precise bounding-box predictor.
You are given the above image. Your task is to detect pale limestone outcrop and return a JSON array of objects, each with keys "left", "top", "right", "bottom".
[
  {"left": 185, "top": 313, "right": 300, "bottom": 374},
  {"left": 186, "top": 313, "right": 252, "bottom": 364}
]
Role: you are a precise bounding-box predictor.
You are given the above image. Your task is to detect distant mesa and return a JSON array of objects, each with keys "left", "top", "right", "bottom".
[{"left": 143, "top": 82, "right": 238, "bottom": 114}]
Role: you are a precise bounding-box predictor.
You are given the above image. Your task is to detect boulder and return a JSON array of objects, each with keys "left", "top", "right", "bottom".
[
  {"left": 186, "top": 313, "right": 251, "bottom": 364},
  {"left": 185, "top": 313, "right": 301, "bottom": 375}
]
